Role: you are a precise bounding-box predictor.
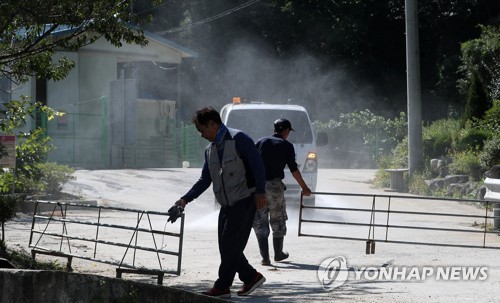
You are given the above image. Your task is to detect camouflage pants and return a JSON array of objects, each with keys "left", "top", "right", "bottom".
[{"left": 253, "top": 179, "right": 288, "bottom": 239}]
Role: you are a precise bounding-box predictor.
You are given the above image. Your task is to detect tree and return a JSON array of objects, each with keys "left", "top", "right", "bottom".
[
  {"left": 0, "top": 194, "right": 24, "bottom": 243},
  {"left": 151, "top": 0, "right": 498, "bottom": 122},
  {"left": 462, "top": 69, "right": 490, "bottom": 124},
  {"left": 0, "top": 0, "right": 151, "bottom": 85},
  {"left": 458, "top": 25, "right": 500, "bottom": 102},
  {"left": 0, "top": 1, "right": 154, "bottom": 239}
]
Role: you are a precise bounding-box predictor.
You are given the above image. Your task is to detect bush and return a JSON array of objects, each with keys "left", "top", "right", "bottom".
[
  {"left": 38, "top": 162, "right": 76, "bottom": 195},
  {"left": 0, "top": 99, "right": 64, "bottom": 195},
  {"left": 0, "top": 173, "right": 15, "bottom": 193},
  {"left": 455, "top": 127, "right": 489, "bottom": 152},
  {"left": 391, "top": 138, "right": 409, "bottom": 168},
  {"left": 462, "top": 69, "right": 490, "bottom": 124},
  {"left": 373, "top": 169, "right": 390, "bottom": 189},
  {"left": 422, "top": 119, "right": 460, "bottom": 159},
  {"left": 481, "top": 99, "right": 500, "bottom": 132},
  {"left": 479, "top": 135, "right": 500, "bottom": 170},
  {"left": 0, "top": 241, "right": 63, "bottom": 270},
  {"left": 0, "top": 193, "right": 25, "bottom": 243},
  {"left": 408, "top": 172, "right": 431, "bottom": 196},
  {"left": 15, "top": 128, "right": 54, "bottom": 184},
  {"left": 449, "top": 149, "right": 482, "bottom": 180},
  {"left": 16, "top": 162, "right": 75, "bottom": 196},
  {"left": 313, "top": 110, "right": 407, "bottom": 167}
]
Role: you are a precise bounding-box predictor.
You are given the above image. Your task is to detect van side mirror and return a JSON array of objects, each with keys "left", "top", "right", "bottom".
[{"left": 316, "top": 132, "right": 328, "bottom": 146}]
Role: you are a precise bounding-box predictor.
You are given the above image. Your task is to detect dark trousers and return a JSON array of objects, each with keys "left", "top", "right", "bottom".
[{"left": 214, "top": 195, "right": 257, "bottom": 289}]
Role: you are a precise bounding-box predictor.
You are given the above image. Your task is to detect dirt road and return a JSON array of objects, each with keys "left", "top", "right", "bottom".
[{"left": 5, "top": 169, "right": 500, "bottom": 302}]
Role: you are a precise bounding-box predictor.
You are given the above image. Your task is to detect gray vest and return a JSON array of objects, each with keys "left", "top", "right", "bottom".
[{"left": 206, "top": 130, "right": 255, "bottom": 206}]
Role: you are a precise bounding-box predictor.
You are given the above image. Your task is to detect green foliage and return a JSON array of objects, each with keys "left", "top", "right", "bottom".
[
  {"left": 391, "top": 137, "right": 409, "bottom": 168},
  {"left": 0, "top": 99, "right": 77, "bottom": 196},
  {"left": 15, "top": 128, "right": 53, "bottom": 177},
  {"left": 454, "top": 125, "right": 489, "bottom": 152},
  {"left": 0, "top": 98, "right": 73, "bottom": 195},
  {"left": 422, "top": 119, "right": 460, "bottom": 160},
  {"left": 18, "top": 162, "right": 76, "bottom": 196},
  {"left": 0, "top": 100, "right": 61, "bottom": 193},
  {"left": 479, "top": 135, "right": 500, "bottom": 170},
  {"left": 0, "top": 98, "right": 63, "bottom": 133},
  {"left": 481, "top": 99, "right": 500, "bottom": 133},
  {"left": 5, "top": 162, "right": 76, "bottom": 197},
  {"left": 158, "top": 1, "right": 498, "bottom": 121},
  {"left": 39, "top": 162, "right": 76, "bottom": 195},
  {"left": 0, "top": 195, "right": 19, "bottom": 225},
  {"left": 0, "top": 0, "right": 149, "bottom": 84},
  {"left": 372, "top": 169, "right": 390, "bottom": 189},
  {"left": 313, "top": 110, "right": 407, "bottom": 167},
  {"left": 15, "top": 173, "right": 44, "bottom": 196},
  {"left": 0, "top": 194, "right": 25, "bottom": 242},
  {"left": 459, "top": 25, "right": 500, "bottom": 101},
  {"left": 462, "top": 69, "right": 490, "bottom": 124},
  {"left": 0, "top": 128, "right": 54, "bottom": 195},
  {"left": 420, "top": 118, "right": 488, "bottom": 161},
  {"left": 408, "top": 172, "right": 431, "bottom": 196},
  {"left": 449, "top": 149, "right": 482, "bottom": 180},
  {"left": 375, "top": 116, "right": 494, "bottom": 190},
  {"left": 0, "top": 242, "right": 63, "bottom": 270},
  {"left": 370, "top": 155, "right": 394, "bottom": 188},
  {"left": 0, "top": 173, "right": 15, "bottom": 193}
]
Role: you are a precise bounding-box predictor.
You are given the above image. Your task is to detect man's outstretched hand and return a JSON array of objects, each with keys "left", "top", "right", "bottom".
[{"left": 167, "top": 204, "right": 184, "bottom": 223}]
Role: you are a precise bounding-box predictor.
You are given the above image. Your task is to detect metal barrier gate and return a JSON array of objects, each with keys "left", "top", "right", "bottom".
[
  {"left": 29, "top": 200, "right": 184, "bottom": 284},
  {"left": 298, "top": 192, "right": 500, "bottom": 253}
]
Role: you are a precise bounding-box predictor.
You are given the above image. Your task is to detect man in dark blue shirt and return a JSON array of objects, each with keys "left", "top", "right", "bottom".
[
  {"left": 170, "top": 107, "right": 267, "bottom": 298},
  {"left": 253, "top": 118, "right": 312, "bottom": 266}
]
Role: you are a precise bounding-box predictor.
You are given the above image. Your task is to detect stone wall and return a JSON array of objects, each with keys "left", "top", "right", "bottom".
[{"left": 0, "top": 269, "right": 227, "bottom": 303}]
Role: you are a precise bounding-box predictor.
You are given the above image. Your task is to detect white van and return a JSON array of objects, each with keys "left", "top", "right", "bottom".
[{"left": 220, "top": 100, "right": 327, "bottom": 204}]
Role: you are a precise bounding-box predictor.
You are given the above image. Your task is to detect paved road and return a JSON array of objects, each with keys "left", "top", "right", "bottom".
[{"left": 6, "top": 169, "right": 500, "bottom": 302}]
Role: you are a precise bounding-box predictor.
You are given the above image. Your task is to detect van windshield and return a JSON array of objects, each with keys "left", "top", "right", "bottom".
[{"left": 225, "top": 109, "right": 313, "bottom": 144}]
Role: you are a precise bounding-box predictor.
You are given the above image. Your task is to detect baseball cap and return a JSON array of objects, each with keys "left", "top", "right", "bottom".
[{"left": 274, "top": 118, "right": 295, "bottom": 132}]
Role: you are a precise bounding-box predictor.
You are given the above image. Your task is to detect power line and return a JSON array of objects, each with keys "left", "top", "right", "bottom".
[{"left": 155, "top": 0, "right": 261, "bottom": 35}]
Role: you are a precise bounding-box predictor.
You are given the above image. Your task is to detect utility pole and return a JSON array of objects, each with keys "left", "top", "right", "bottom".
[{"left": 405, "top": 0, "right": 423, "bottom": 175}]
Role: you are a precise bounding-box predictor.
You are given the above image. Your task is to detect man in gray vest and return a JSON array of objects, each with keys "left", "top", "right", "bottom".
[{"left": 169, "top": 106, "right": 267, "bottom": 298}]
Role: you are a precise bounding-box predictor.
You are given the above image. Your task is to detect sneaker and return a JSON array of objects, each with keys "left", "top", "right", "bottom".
[
  {"left": 237, "top": 272, "right": 266, "bottom": 296},
  {"left": 202, "top": 287, "right": 231, "bottom": 298}
]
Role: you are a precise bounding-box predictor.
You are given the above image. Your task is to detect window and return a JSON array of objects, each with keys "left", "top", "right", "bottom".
[{"left": 225, "top": 109, "right": 313, "bottom": 144}]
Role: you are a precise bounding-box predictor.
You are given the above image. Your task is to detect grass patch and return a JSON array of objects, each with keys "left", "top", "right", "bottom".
[
  {"left": 0, "top": 241, "right": 64, "bottom": 270},
  {"left": 471, "top": 221, "right": 496, "bottom": 231}
]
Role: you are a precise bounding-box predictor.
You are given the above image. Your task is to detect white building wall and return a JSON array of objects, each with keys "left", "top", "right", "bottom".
[
  {"left": 47, "top": 52, "right": 80, "bottom": 113},
  {"left": 45, "top": 35, "right": 188, "bottom": 168},
  {"left": 46, "top": 51, "right": 80, "bottom": 163},
  {"left": 79, "top": 52, "right": 117, "bottom": 114},
  {"left": 9, "top": 79, "right": 34, "bottom": 134}
]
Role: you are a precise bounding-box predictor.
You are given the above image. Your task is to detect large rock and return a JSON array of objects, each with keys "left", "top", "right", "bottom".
[
  {"left": 430, "top": 158, "right": 450, "bottom": 177},
  {"left": 426, "top": 178, "right": 445, "bottom": 192},
  {"left": 477, "top": 185, "right": 487, "bottom": 200},
  {"left": 444, "top": 175, "right": 469, "bottom": 187},
  {"left": 485, "top": 165, "right": 500, "bottom": 179},
  {"left": 446, "top": 183, "right": 463, "bottom": 197},
  {"left": 430, "top": 159, "right": 439, "bottom": 173}
]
